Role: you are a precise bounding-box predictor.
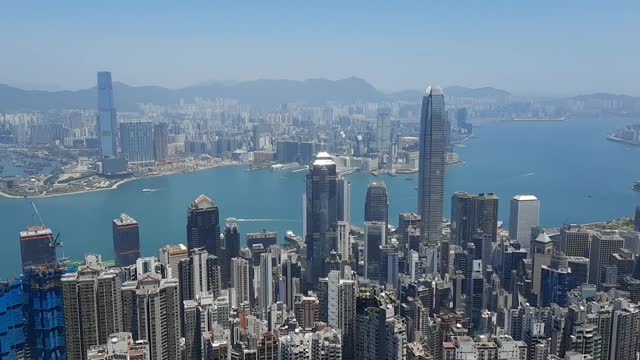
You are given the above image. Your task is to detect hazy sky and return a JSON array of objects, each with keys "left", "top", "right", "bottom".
[{"left": 1, "top": 1, "right": 638, "bottom": 95}]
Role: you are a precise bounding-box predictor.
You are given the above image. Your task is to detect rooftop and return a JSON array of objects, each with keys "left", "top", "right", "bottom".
[
  {"left": 313, "top": 152, "right": 335, "bottom": 166},
  {"left": 113, "top": 213, "right": 138, "bottom": 226},
  {"left": 513, "top": 194, "right": 538, "bottom": 201},
  {"left": 20, "top": 226, "right": 52, "bottom": 238},
  {"left": 426, "top": 85, "right": 443, "bottom": 96},
  {"left": 192, "top": 194, "right": 215, "bottom": 209}
]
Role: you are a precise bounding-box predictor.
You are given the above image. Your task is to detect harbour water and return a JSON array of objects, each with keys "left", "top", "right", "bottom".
[{"left": 1, "top": 117, "right": 639, "bottom": 277}]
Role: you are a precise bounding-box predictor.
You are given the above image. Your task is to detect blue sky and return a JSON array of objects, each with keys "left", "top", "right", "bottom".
[{"left": 1, "top": 1, "right": 638, "bottom": 95}]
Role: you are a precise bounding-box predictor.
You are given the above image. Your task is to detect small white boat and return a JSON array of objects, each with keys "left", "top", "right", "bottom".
[{"left": 142, "top": 188, "right": 158, "bottom": 192}]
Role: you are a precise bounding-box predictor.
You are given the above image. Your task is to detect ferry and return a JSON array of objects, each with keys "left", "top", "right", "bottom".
[
  {"left": 142, "top": 188, "right": 159, "bottom": 192},
  {"left": 633, "top": 182, "right": 640, "bottom": 192}
]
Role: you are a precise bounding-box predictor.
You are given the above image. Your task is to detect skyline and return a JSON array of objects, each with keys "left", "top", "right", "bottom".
[{"left": 1, "top": 1, "right": 639, "bottom": 96}]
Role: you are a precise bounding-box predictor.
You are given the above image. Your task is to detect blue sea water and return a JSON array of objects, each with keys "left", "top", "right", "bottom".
[{"left": 1, "top": 117, "right": 639, "bottom": 278}]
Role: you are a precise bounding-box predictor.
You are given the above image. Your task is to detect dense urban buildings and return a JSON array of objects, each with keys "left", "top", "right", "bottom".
[{"left": 2, "top": 83, "right": 640, "bottom": 360}]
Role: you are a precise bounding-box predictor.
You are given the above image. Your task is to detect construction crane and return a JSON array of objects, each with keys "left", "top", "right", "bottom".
[{"left": 31, "top": 201, "right": 63, "bottom": 249}]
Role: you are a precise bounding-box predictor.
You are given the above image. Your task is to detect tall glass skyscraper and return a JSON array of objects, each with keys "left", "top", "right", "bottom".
[
  {"left": 305, "top": 152, "right": 338, "bottom": 285},
  {"left": 417, "top": 86, "right": 446, "bottom": 248},
  {"left": 364, "top": 182, "right": 388, "bottom": 228},
  {"left": 97, "top": 72, "right": 117, "bottom": 159}
]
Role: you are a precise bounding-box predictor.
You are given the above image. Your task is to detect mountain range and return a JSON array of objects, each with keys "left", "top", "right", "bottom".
[
  {"left": 0, "top": 77, "right": 636, "bottom": 112},
  {"left": 0, "top": 77, "right": 513, "bottom": 112}
]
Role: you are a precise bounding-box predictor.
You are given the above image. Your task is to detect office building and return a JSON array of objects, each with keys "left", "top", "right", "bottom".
[
  {"left": 62, "top": 255, "right": 123, "bottom": 360},
  {"left": 86, "top": 332, "right": 149, "bottom": 360},
  {"left": 187, "top": 194, "right": 221, "bottom": 255},
  {"left": 452, "top": 192, "right": 500, "bottom": 247},
  {"left": 152, "top": 122, "right": 168, "bottom": 162},
  {"left": 224, "top": 218, "right": 241, "bottom": 260},
  {"left": 19, "top": 225, "right": 56, "bottom": 268},
  {"left": 159, "top": 244, "right": 188, "bottom": 279},
  {"left": 509, "top": 195, "right": 540, "bottom": 249},
  {"left": 364, "top": 221, "right": 385, "bottom": 281},
  {"left": 380, "top": 244, "right": 400, "bottom": 290},
  {"left": 540, "top": 252, "right": 571, "bottom": 307},
  {"left": 0, "top": 279, "right": 26, "bottom": 359},
  {"left": 120, "top": 121, "right": 154, "bottom": 163},
  {"left": 635, "top": 206, "right": 640, "bottom": 231},
  {"left": 97, "top": 71, "right": 117, "bottom": 159},
  {"left": 531, "top": 232, "right": 553, "bottom": 305},
  {"left": 247, "top": 230, "right": 278, "bottom": 249},
  {"left": 588, "top": 231, "right": 624, "bottom": 289},
  {"left": 376, "top": 110, "right": 391, "bottom": 162},
  {"left": 121, "top": 273, "right": 181, "bottom": 360},
  {"left": 560, "top": 226, "right": 591, "bottom": 258},
  {"left": 306, "top": 152, "right": 339, "bottom": 284},
  {"left": 365, "top": 182, "right": 389, "bottom": 228},
  {"left": 112, "top": 213, "right": 140, "bottom": 267},
  {"left": 22, "top": 264, "right": 67, "bottom": 360},
  {"left": 417, "top": 86, "right": 446, "bottom": 248}
]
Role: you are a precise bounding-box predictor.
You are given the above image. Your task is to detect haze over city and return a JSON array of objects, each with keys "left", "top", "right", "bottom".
[
  {"left": 2, "top": 2, "right": 640, "bottom": 360},
  {"left": 1, "top": 0, "right": 639, "bottom": 95}
]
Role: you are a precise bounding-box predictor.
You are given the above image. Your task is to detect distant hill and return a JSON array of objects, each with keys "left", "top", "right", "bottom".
[
  {"left": 0, "top": 77, "right": 385, "bottom": 112},
  {"left": 444, "top": 86, "right": 511, "bottom": 98}
]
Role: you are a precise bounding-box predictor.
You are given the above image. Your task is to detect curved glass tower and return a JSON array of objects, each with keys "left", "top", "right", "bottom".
[{"left": 418, "top": 86, "right": 445, "bottom": 247}]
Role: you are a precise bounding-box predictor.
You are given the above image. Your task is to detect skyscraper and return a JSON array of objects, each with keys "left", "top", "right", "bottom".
[
  {"left": 231, "top": 257, "right": 251, "bottom": 309},
  {"left": 97, "top": 71, "right": 117, "bottom": 159},
  {"left": 327, "top": 268, "right": 356, "bottom": 360},
  {"left": 376, "top": 110, "right": 391, "bottom": 163},
  {"left": 120, "top": 121, "right": 154, "bottom": 163},
  {"left": 22, "top": 264, "right": 67, "bottom": 360},
  {"left": 364, "top": 182, "right": 389, "bottom": 228},
  {"left": 337, "top": 176, "right": 351, "bottom": 224},
  {"left": 306, "top": 152, "right": 339, "bottom": 284},
  {"left": 159, "top": 244, "right": 188, "bottom": 279},
  {"left": 19, "top": 225, "right": 56, "bottom": 268},
  {"left": 62, "top": 254, "right": 123, "bottom": 360},
  {"left": 224, "top": 218, "right": 241, "bottom": 260},
  {"left": 635, "top": 205, "right": 640, "bottom": 231},
  {"left": 152, "top": 122, "right": 169, "bottom": 162},
  {"left": 610, "top": 301, "right": 640, "bottom": 360},
  {"left": 258, "top": 251, "right": 274, "bottom": 320},
  {"left": 509, "top": 195, "right": 540, "bottom": 249},
  {"left": 364, "top": 221, "right": 385, "bottom": 281},
  {"left": 418, "top": 86, "right": 446, "bottom": 247},
  {"left": 187, "top": 195, "right": 221, "bottom": 255},
  {"left": 121, "top": 273, "right": 181, "bottom": 360},
  {"left": 588, "top": 231, "right": 624, "bottom": 289},
  {"left": 559, "top": 225, "right": 591, "bottom": 258},
  {"left": 451, "top": 192, "right": 499, "bottom": 246},
  {"left": 112, "top": 213, "right": 140, "bottom": 267}
]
